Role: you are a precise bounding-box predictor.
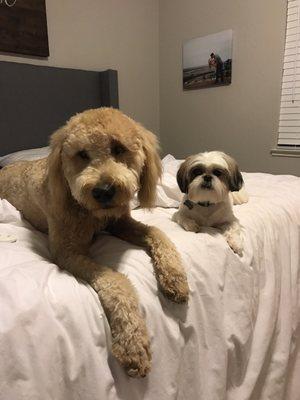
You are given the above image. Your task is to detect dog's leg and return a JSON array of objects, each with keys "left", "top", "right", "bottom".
[
  {"left": 107, "top": 215, "right": 189, "bottom": 303},
  {"left": 172, "top": 210, "right": 201, "bottom": 232},
  {"left": 48, "top": 222, "right": 151, "bottom": 378},
  {"left": 230, "top": 186, "right": 249, "bottom": 205},
  {"left": 219, "top": 220, "right": 243, "bottom": 256}
]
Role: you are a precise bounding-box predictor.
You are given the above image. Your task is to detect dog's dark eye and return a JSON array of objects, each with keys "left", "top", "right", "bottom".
[
  {"left": 111, "top": 143, "right": 126, "bottom": 156},
  {"left": 213, "top": 169, "right": 222, "bottom": 177},
  {"left": 191, "top": 167, "right": 203, "bottom": 178},
  {"left": 77, "top": 150, "right": 90, "bottom": 160}
]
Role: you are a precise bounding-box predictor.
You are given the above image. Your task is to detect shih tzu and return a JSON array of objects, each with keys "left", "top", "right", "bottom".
[{"left": 172, "top": 151, "right": 246, "bottom": 256}]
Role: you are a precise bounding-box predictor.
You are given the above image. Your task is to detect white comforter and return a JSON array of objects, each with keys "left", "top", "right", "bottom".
[{"left": 0, "top": 156, "right": 300, "bottom": 400}]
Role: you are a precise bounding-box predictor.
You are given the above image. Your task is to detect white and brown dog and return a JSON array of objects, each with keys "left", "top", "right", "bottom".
[{"left": 172, "top": 151, "right": 247, "bottom": 256}]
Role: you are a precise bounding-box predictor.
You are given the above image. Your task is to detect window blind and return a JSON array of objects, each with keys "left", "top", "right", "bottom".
[{"left": 278, "top": 0, "right": 300, "bottom": 147}]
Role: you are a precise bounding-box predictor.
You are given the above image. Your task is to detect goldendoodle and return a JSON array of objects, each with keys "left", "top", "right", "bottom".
[{"left": 0, "top": 108, "right": 189, "bottom": 377}]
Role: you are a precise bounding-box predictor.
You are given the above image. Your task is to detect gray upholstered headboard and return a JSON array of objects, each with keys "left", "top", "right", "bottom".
[{"left": 0, "top": 61, "right": 119, "bottom": 156}]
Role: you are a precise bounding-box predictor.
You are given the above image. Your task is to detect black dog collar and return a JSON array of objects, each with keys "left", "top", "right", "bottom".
[{"left": 184, "top": 199, "right": 215, "bottom": 209}]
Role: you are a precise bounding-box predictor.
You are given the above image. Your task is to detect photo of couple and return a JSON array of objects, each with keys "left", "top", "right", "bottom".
[{"left": 183, "top": 30, "right": 233, "bottom": 90}]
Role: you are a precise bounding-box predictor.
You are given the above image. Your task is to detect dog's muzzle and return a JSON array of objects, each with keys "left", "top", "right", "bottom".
[
  {"left": 92, "top": 184, "right": 116, "bottom": 206},
  {"left": 201, "top": 175, "right": 212, "bottom": 189}
]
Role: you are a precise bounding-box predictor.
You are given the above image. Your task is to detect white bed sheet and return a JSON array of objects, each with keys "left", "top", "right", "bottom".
[{"left": 0, "top": 157, "right": 300, "bottom": 400}]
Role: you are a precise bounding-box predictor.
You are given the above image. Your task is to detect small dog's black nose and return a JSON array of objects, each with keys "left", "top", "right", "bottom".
[
  {"left": 203, "top": 175, "right": 212, "bottom": 182},
  {"left": 92, "top": 184, "right": 115, "bottom": 204}
]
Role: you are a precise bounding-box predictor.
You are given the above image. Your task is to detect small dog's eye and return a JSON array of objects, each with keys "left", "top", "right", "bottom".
[
  {"left": 191, "top": 168, "right": 203, "bottom": 177},
  {"left": 77, "top": 150, "right": 90, "bottom": 160},
  {"left": 111, "top": 143, "right": 126, "bottom": 156},
  {"left": 213, "top": 169, "right": 222, "bottom": 177}
]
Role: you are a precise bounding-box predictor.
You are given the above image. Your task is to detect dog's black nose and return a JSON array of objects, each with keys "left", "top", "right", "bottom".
[
  {"left": 92, "top": 184, "right": 115, "bottom": 204},
  {"left": 202, "top": 175, "right": 213, "bottom": 189},
  {"left": 203, "top": 175, "right": 212, "bottom": 182}
]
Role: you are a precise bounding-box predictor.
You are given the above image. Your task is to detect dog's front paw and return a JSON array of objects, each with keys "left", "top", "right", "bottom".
[
  {"left": 181, "top": 218, "right": 201, "bottom": 233},
  {"left": 226, "top": 234, "right": 243, "bottom": 257},
  {"left": 111, "top": 320, "right": 152, "bottom": 378},
  {"left": 157, "top": 264, "right": 189, "bottom": 303},
  {"left": 173, "top": 212, "right": 200, "bottom": 233},
  {"left": 148, "top": 225, "right": 189, "bottom": 303},
  {"left": 156, "top": 249, "right": 189, "bottom": 303}
]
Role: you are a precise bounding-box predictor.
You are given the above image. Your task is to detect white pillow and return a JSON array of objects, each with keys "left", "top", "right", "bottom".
[
  {"left": 155, "top": 154, "right": 184, "bottom": 208},
  {"left": 130, "top": 154, "right": 183, "bottom": 210},
  {"left": 0, "top": 146, "right": 50, "bottom": 167}
]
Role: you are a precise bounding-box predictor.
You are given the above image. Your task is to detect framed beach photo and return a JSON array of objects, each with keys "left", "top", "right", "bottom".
[{"left": 183, "top": 29, "right": 233, "bottom": 90}]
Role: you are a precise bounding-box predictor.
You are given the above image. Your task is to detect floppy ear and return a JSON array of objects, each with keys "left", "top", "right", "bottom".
[
  {"left": 137, "top": 125, "right": 162, "bottom": 208},
  {"left": 177, "top": 158, "right": 191, "bottom": 193},
  {"left": 222, "top": 153, "right": 244, "bottom": 192},
  {"left": 47, "top": 127, "right": 68, "bottom": 204}
]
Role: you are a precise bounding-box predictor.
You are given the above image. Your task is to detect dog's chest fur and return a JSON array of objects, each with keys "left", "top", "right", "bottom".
[{"left": 179, "top": 195, "right": 234, "bottom": 227}]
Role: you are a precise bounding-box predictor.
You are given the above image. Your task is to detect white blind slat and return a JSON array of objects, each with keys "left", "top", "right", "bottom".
[
  {"left": 282, "top": 74, "right": 300, "bottom": 83},
  {"left": 280, "top": 112, "right": 300, "bottom": 119},
  {"left": 281, "top": 100, "right": 300, "bottom": 107},
  {"left": 284, "top": 47, "right": 300, "bottom": 56},
  {"left": 280, "top": 107, "right": 300, "bottom": 114},
  {"left": 281, "top": 94, "right": 300, "bottom": 101},
  {"left": 286, "top": 34, "right": 299, "bottom": 43},
  {"left": 287, "top": 26, "right": 299, "bottom": 36},
  {"left": 282, "top": 80, "right": 300, "bottom": 88},
  {"left": 280, "top": 117, "right": 300, "bottom": 123},
  {"left": 284, "top": 54, "right": 300, "bottom": 62},
  {"left": 283, "top": 67, "right": 300, "bottom": 75},
  {"left": 288, "top": 9, "right": 298, "bottom": 15},
  {"left": 279, "top": 131, "right": 300, "bottom": 135},
  {"left": 281, "top": 87, "right": 300, "bottom": 94},
  {"left": 287, "top": 14, "right": 298, "bottom": 23},
  {"left": 285, "top": 40, "right": 299, "bottom": 49},
  {"left": 278, "top": 138, "right": 300, "bottom": 145},
  {"left": 288, "top": 1, "right": 300, "bottom": 9},
  {"left": 279, "top": 127, "right": 300, "bottom": 134}
]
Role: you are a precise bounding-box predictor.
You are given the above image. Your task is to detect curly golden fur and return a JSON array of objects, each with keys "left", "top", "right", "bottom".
[{"left": 0, "top": 108, "right": 189, "bottom": 377}]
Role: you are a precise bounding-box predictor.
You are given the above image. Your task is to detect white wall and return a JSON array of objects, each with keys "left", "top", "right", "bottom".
[
  {"left": 159, "top": 0, "right": 300, "bottom": 175},
  {"left": 0, "top": 0, "right": 160, "bottom": 134}
]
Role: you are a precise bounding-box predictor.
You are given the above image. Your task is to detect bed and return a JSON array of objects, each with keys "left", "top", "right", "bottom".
[{"left": 0, "top": 61, "right": 300, "bottom": 400}]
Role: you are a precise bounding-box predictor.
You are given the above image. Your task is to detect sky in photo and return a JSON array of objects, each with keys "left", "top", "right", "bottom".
[{"left": 183, "top": 30, "right": 233, "bottom": 69}]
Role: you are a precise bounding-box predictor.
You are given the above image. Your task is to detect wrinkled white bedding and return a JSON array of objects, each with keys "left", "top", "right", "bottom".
[{"left": 0, "top": 155, "right": 300, "bottom": 400}]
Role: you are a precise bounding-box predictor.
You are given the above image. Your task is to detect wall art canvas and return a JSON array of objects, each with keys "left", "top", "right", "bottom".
[
  {"left": 183, "top": 29, "right": 233, "bottom": 90},
  {"left": 0, "top": 0, "right": 49, "bottom": 57}
]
